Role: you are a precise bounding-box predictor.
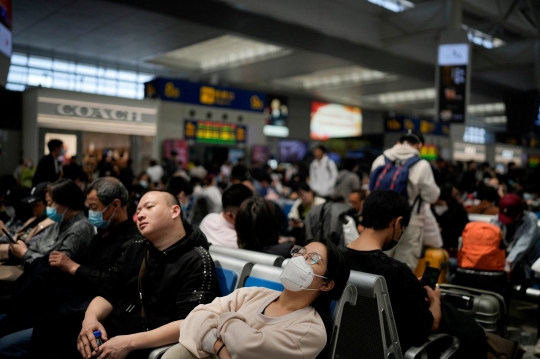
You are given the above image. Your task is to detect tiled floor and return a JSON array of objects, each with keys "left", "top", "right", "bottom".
[{"left": 508, "top": 300, "right": 538, "bottom": 359}]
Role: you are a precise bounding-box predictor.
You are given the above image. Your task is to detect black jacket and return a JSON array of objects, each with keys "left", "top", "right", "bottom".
[
  {"left": 98, "top": 228, "right": 221, "bottom": 336},
  {"left": 33, "top": 154, "right": 60, "bottom": 186}
]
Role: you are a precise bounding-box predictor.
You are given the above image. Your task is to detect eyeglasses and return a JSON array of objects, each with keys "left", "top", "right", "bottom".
[{"left": 290, "top": 245, "right": 323, "bottom": 265}]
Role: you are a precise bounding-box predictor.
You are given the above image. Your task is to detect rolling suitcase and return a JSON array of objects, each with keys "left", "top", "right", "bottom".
[
  {"left": 414, "top": 247, "right": 449, "bottom": 284},
  {"left": 452, "top": 267, "right": 508, "bottom": 297},
  {"left": 440, "top": 283, "right": 506, "bottom": 337}
]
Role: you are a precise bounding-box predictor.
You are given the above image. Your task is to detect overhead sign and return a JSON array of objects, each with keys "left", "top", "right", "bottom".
[
  {"left": 310, "top": 101, "right": 362, "bottom": 140},
  {"left": 145, "top": 78, "right": 266, "bottom": 113},
  {"left": 437, "top": 43, "right": 469, "bottom": 123},
  {"left": 384, "top": 116, "right": 450, "bottom": 137},
  {"left": 184, "top": 120, "right": 247, "bottom": 145},
  {"left": 453, "top": 142, "right": 486, "bottom": 162}
]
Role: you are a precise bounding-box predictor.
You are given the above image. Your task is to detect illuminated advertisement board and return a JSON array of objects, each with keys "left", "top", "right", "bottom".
[
  {"left": 263, "top": 95, "right": 289, "bottom": 137},
  {"left": 310, "top": 101, "right": 362, "bottom": 140},
  {"left": 184, "top": 120, "right": 246, "bottom": 145}
]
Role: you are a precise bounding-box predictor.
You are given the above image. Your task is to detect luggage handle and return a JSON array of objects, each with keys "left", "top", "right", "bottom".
[{"left": 441, "top": 292, "right": 474, "bottom": 310}]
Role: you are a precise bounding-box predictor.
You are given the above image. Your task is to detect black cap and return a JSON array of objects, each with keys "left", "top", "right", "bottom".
[
  {"left": 0, "top": 186, "right": 32, "bottom": 206},
  {"left": 21, "top": 182, "right": 49, "bottom": 204}
]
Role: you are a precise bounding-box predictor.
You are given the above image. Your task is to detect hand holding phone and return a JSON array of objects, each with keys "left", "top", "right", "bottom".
[
  {"left": 1, "top": 228, "right": 18, "bottom": 244},
  {"left": 419, "top": 266, "right": 441, "bottom": 290}
]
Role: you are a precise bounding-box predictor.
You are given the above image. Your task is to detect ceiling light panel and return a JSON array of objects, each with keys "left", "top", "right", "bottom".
[
  {"left": 367, "top": 0, "right": 414, "bottom": 12},
  {"left": 360, "top": 88, "right": 435, "bottom": 105},
  {"left": 149, "top": 35, "right": 291, "bottom": 72},
  {"left": 467, "top": 103, "right": 505, "bottom": 115},
  {"left": 273, "top": 66, "right": 396, "bottom": 90}
]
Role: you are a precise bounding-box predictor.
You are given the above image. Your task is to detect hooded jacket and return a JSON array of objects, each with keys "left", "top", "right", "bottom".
[
  {"left": 371, "top": 144, "right": 440, "bottom": 226},
  {"left": 97, "top": 228, "right": 221, "bottom": 336}
]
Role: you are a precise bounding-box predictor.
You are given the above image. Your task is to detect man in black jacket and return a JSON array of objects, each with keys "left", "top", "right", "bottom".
[
  {"left": 32, "top": 139, "right": 63, "bottom": 187},
  {"left": 0, "top": 178, "right": 140, "bottom": 357},
  {"left": 30, "top": 190, "right": 220, "bottom": 359}
]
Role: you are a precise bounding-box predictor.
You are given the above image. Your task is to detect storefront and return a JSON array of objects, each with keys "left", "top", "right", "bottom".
[
  {"left": 452, "top": 142, "right": 486, "bottom": 163},
  {"left": 22, "top": 88, "right": 157, "bottom": 176}
]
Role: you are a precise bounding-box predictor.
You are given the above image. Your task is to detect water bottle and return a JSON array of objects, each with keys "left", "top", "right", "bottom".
[{"left": 93, "top": 330, "right": 103, "bottom": 346}]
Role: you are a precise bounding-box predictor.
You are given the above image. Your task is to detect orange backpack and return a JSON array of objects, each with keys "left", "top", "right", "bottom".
[{"left": 458, "top": 222, "right": 506, "bottom": 271}]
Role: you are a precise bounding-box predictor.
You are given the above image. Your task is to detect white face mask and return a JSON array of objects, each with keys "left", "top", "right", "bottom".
[
  {"left": 280, "top": 256, "right": 328, "bottom": 292},
  {"left": 433, "top": 205, "right": 448, "bottom": 216}
]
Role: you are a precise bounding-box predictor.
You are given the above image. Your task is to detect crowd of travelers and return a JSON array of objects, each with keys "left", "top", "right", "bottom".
[{"left": 0, "top": 133, "right": 538, "bottom": 358}]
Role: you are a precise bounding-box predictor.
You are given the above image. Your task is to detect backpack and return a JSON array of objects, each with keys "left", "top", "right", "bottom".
[
  {"left": 458, "top": 222, "right": 506, "bottom": 271},
  {"left": 369, "top": 155, "right": 422, "bottom": 211},
  {"left": 304, "top": 202, "right": 352, "bottom": 246}
]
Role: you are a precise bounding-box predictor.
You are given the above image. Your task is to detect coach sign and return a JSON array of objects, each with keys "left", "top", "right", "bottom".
[
  {"left": 55, "top": 104, "right": 144, "bottom": 122},
  {"left": 36, "top": 92, "right": 157, "bottom": 136}
]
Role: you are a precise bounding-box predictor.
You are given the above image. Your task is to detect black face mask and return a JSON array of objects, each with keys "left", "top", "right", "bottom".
[{"left": 383, "top": 225, "right": 403, "bottom": 251}]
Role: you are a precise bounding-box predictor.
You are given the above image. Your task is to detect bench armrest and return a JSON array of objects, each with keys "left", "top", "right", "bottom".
[
  {"left": 404, "top": 334, "right": 460, "bottom": 359},
  {"left": 148, "top": 344, "right": 175, "bottom": 359}
]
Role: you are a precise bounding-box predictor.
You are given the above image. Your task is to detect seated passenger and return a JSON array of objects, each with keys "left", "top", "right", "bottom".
[
  {"left": 163, "top": 238, "right": 350, "bottom": 359},
  {"left": 199, "top": 184, "right": 254, "bottom": 248},
  {"left": 236, "top": 197, "right": 295, "bottom": 257},
  {"left": 0, "top": 178, "right": 141, "bottom": 357},
  {"left": 431, "top": 183, "right": 469, "bottom": 253},
  {"left": 496, "top": 194, "right": 539, "bottom": 287},
  {"left": 467, "top": 185, "right": 500, "bottom": 215},
  {"left": 1, "top": 179, "right": 93, "bottom": 276},
  {"left": 288, "top": 183, "right": 325, "bottom": 245},
  {"left": 0, "top": 186, "right": 33, "bottom": 242},
  {"left": 16, "top": 182, "right": 53, "bottom": 246},
  {"left": 29, "top": 191, "right": 221, "bottom": 359},
  {"left": 343, "top": 190, "right": 486, "bottom": 358}
]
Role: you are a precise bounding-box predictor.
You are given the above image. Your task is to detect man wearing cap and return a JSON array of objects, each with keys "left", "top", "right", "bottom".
[
  {"left": 497, "top": 193, "right": 539, "bottom": 285},
  {"left": 370, "top": 130, "right": 441, "bottom": 270}
]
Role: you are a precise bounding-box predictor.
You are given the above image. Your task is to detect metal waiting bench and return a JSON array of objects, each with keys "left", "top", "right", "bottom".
[
  {"left": 333, "top": 270, "right": 460, "bottom": 359},
  {"left": 209, "top": 245, "right": 284, "bottom": 267}
]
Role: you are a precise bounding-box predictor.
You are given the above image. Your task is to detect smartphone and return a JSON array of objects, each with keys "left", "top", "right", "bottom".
[
  {"left": 1, "top": 228, "right": 18, "bottom": 244},
  {"left": 420, "top": 267, "right": 440, "bottom": 289}
]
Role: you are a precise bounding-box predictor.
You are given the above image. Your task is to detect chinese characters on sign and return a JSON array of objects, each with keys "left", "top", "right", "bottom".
[{"left": 184, "top": 120, "right": 247, "bottom": 145}]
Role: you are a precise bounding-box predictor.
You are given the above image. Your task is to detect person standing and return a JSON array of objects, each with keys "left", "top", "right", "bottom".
[
  {"left": 370, "top": 130, "right": 440, "bottom": 270},
  {"left": 32, "top": 140, "right": 63, "bottom": 187},
  {"left": 309, "top": 145, "right": 338, "bottom": 199}
]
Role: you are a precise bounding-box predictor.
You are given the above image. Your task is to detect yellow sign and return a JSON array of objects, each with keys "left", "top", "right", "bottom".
[
  {"left": 200, "top": 86, "right": 236, "bottom": 106},
  {"left": 250, "top": 95, "right": 264, "bottom": 110},
  {"left": 164, "top": 82, "right": 180, "bottom": 98},
  {"left": 386, "top": 119, "right": 401, "bottom": 130}
]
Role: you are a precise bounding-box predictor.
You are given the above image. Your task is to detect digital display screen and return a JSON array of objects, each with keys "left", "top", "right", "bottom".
[
  {"left": 184, "top": 120, "right": 246, "bottom": 145},
  {"left": 420, "top": 144, "right": 438, "bottom": 160},
  {"left": 310, "top": 101, "right": 362, "bottom": 140},
  {"left": 263, "top": 95, "right": 289, "bottom": 138},
  {"left": 437, "top": 44, "right": 469, "bottom": 123},
  {"left": 529, "top": 155, "right": 540, "bottom": 168},
  {"left": 278, "top": 140, "right": 309, "bottom": 163}
]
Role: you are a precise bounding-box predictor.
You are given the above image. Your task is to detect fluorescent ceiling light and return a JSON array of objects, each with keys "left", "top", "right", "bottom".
[
  {"left": 461, "top": 25, "right": 505, "bottom": 49},
  {"left": 273, "top": 66, "right": 396, "bottom": 90},
  {"left": 367, "top": 0, "right": 414, "bottom": 12},
  {"left": 467, "top": 102, "right": 505, "bottom": 115},
  {"left": 148, "top": 35, "right": 290, "bottom": 72},
  {"left": 362, "top": 88, "right": 435, "bottom": 105},
  {"left": 483, "top": 116, "right": 507, "bottom": 124}
]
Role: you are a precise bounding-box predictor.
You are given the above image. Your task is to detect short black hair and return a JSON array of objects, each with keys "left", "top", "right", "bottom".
[
  {"left": 47, "top": 139, "right": 63, "bottom": 153},
  {"left": 161, "top": 190, "right": 181, "bottom": 207},
  {"left": 47, "top": 179, "right": 85, "bottom": 211},
  {"left": 222, "top": 184, "right": 254, "bottom": 212},
  {"left": 362, "top": 190, "right": 410, "bottom": 230},
  {"left": 398, "top": 130, "right": 424, "bottom": 146},
  {"left": 297, "top": 182, "right": 312, "bottom": 193},
  {"left": 477, "top": 185, "right": 499, "bottom": 203},
  {"left": 166, "top": 177, "right": 193, "bottom": 197},
  {"left": 314, "top": 145, "right": 327, "bottom": 153}
]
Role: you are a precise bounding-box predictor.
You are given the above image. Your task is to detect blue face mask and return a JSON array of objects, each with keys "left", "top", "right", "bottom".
[
  {"left": 139, "top": 180, "right": 149, "bottom": 189},
  {"left": 88, "top": 204, "right": 114, "bottom": 229},
  {"left": 46, "top": 206, "right": 65, "bottom": 223}
]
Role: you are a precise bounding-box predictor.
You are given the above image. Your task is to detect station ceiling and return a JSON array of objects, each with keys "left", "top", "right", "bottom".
[{"left": 12, "top": 0, "right": 540, "bottom": 128}]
